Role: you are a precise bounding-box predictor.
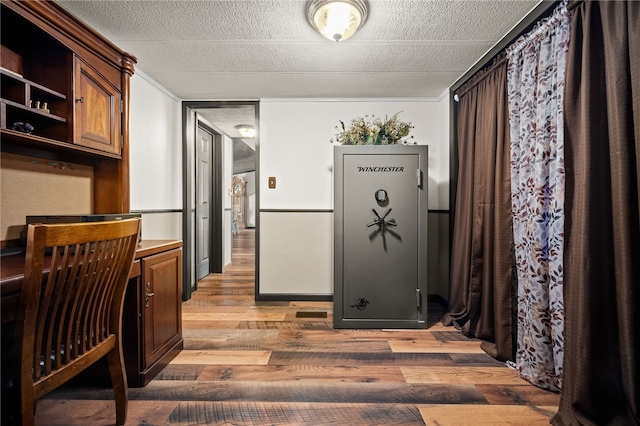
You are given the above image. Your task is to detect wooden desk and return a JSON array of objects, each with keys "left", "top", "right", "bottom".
[{"left": 1, "top": 240, "right": 183, "bottom": 388}]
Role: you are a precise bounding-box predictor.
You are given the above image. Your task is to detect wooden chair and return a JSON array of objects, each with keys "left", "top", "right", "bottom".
[{"left": 14, "top": 219, "right": 141, "bottom": 426}]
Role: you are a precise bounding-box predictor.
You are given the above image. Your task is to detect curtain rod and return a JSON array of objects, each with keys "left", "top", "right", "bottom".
[
  {"left": 456, "top": 0, "right": 577, "bottom": 99},
  {"left": 450, "top": 0, "right": 559, "bottom": 94},
  {"left": 456, "top": 53, "right": 508, "bottom": 98},
  {"left": 567, "top": 0, "right": 584, "bottom": 12}
]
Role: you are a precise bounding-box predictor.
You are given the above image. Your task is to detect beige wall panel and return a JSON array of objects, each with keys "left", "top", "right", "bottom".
[
  {"left": 259, "top": 211, "right": 333, "bottom": 295},
  {"left": 139, "top": 212, "right": 182, "bottom": 241},
  {"left": 1, "top": 153, "right": 93, "bottom": 241}
]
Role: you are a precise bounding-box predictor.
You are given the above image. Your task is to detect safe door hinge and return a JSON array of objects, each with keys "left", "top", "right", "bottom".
[
  {"left": 120, "top": 99, "right": 124, "bottom": 113},
  {"left": 417, "top": 169, "right": 422, "bottom": 188},
  {"left": 416, "top": 288, "right": 421, "bottom": 308}
]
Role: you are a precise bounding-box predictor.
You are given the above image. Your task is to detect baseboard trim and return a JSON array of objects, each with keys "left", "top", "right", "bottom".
[
  {"left": 256, "top": 293, "right": 333, "bottom": 302},
  {"left": 255, "top": 293, "right": 448, "bottom": 305}
]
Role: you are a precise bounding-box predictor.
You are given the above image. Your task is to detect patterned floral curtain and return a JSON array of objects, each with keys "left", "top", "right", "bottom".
[{"left": 506, "top": 1, "right": 570, "bottom": 392}]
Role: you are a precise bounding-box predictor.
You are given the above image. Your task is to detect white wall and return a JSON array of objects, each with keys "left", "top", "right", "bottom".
[
  {"left": 260, "top": 100, "right": 447, "bottom": 210},
  {"left": 129, "top": 71, "right": 182, "bottom": 240},
  {"left": 433, "top": 93, "right": 451, "bottom": 300},
  {"left": 259, "top": 99, "right": 450, "bottom": 296},
  {"left": 436, "top": 94, "right": 451, "bottom": 209},
  {"left": 127, "top": 81, "right": 452, "bottom": 297}
]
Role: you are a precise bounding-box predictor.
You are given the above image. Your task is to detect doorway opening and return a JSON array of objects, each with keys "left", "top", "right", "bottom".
[{"left": 181, "top": 101, "right": 259, "bottom": 301}]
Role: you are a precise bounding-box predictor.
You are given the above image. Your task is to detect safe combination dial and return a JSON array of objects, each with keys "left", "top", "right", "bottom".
[{"left": 375, "top": 189, "right": 388, "bottom": 203}]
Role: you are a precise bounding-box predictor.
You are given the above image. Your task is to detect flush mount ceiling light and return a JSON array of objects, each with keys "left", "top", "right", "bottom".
[
  {"left": 307, "top": 0, "right": 368, "bottom": 42},
  {"left": 235, "top": 124, "right": 256, "bottom": 139}
]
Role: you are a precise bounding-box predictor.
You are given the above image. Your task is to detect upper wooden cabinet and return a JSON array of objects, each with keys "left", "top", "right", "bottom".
[
  {"left": 74, "top": 56, "right": 122, "bottom": 155},
  {"left": 0, "top": 0, "right": 137, "bottom": 213}
]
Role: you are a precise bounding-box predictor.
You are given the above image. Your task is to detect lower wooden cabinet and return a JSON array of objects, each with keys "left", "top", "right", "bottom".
[
  {"left": 0, "top": 240, "right": 184, "bottom": 423},
  {"left": 123, "top": 242, "right": 184, "bottom": 387}
]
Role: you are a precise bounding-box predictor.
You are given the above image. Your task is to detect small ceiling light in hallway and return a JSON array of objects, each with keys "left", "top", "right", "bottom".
[
  {"left": 307, "top": 0, "right": 368, "bottom": 42},
  {"left": 235, "top": 124, "right": 256, "bottom": 139}
]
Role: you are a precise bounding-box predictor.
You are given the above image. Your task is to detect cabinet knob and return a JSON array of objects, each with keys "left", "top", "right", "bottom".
[
  {"left": 145, "top": 282, "right": 155, "bottom": 308},
  {"left": 75, "top": 97, "right": 85, "bottom": 103}
]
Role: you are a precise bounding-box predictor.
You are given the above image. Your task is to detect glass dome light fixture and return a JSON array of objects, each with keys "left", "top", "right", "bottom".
[
  {"left": 235, "top": 124, "right": 256, "bottom": 139},
  {"left": 307, "top": 0, "right": 368, "bottom": 42}
]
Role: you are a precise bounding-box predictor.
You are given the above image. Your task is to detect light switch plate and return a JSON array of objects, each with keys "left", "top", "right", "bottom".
[{"left": 268, "top": 176, "right": 276, "bottom": 189}]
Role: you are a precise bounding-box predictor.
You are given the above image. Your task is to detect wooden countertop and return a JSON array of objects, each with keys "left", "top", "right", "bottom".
[
  {"left": 1, "top": 239, "right": 182, "bottom": 324},
  {"left": 133, "top": 240, "right": 183, "bottom": 260}
]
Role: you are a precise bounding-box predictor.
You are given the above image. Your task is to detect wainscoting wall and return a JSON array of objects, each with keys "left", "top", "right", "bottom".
[
  {"left": 258, "top": 209, "right": 450, "bottom": 302},
  {"left": 259, "top": 210, "right": 333, "bottom": 298}
]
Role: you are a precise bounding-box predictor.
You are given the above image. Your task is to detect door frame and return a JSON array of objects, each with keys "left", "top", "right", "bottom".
[{"left": 181, "top": 100, "right": 259, "bottom": 301}]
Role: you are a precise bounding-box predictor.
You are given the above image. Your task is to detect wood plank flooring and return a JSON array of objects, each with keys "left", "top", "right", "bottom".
[{"left": 34, "top": 228, "right": 559, "bottom": 425}]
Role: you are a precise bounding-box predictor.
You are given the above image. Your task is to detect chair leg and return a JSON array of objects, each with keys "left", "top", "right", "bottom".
[
  {"left": 19, "top": 395, "right": 35, "bottom": 426},
  {"left": 17, "top": 372, "right": 36, "bottom": 426},
  {"left": 107, "top": 347, "right": 128, "bottom": 426}
]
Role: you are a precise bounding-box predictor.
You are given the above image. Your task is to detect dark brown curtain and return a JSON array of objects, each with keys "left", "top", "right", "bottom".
[
  {"left": 552, "top": 1, "right": 639, "bottom": 425},
  {"left": 442, "top": 58, "right": 514, "bottom": 362}
]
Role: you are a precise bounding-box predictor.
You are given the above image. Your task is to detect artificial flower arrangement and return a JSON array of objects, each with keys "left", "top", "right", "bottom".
[{"left": 331, "top": 112, "right": 416, "bottom": 145}]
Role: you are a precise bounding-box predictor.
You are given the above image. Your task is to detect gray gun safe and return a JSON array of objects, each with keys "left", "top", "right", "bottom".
[{"left": 334, "top": 145, "right": 429, "bottom": 329}]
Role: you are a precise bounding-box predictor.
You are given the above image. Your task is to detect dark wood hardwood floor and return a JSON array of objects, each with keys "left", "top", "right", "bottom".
[{"left": 34, "top": 227, "right": 559, "bottom": 425}]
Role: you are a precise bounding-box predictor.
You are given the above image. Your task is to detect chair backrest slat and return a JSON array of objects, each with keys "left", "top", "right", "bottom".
[
  {"left": 53, "top": 246, "right": 75, "bottom": 369},
  {"left": 57, "top": 244, "right": 84, "bottom": 366},
  {"left": 76, "top": 242, "right": 98, "bottom": 356}
]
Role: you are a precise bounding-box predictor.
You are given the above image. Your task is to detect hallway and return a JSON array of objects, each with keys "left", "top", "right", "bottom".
[{"left": 34, "top": 228, "right": 559, "bottom": 425}]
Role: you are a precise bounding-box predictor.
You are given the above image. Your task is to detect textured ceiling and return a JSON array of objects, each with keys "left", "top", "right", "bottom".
[
  {"left": 193, "top": 105, "right": 258, "bottom": 172},
  {"left": 57, "top": 0, "right": 541, "bottom": 100},
  {"left": 56, "top": 0, "right": 542, "bottom": 172},
  {"left": 195, "top": 105, "right": 256, "bottom": 138}
]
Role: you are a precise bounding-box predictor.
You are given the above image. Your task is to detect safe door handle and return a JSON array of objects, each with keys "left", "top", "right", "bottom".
[
  {"left": 367, "top": 208, "right": 396, "bottom": 228},
  {"left": 145, "top": 282, "right": 155, "bottom": 308}
]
